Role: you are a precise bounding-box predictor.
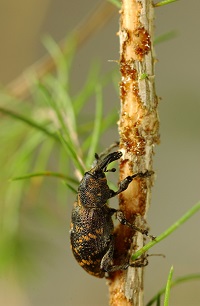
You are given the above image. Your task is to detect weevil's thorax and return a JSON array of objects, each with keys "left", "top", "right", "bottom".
[{"left": 78, "top": 169, "right": 111, "bottom": 208}]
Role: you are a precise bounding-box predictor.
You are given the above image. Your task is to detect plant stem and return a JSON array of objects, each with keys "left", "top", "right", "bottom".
[
  {"left": 146, "top": 273, "right": 200, "bottom": 306},
  {"left": 108, "top": 1, "right": 159, "bottom": 305},
  {"left": 132, "top": 201, "right": 200, "bottom": 260},
  {"left": 0, "top": 107, "right": 59, "bottom": 142},
  {"left": 164, "top": 266, "right": 173, "bottom": 306}
]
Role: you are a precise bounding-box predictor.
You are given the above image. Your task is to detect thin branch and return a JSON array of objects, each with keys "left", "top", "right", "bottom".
[
  {"left": 154, "top": 0, "right": 178, "bottom": 7},
  {"left": 132, "top": 201, "right": 200, "bottom": 260},
  {"left": 0, "top": 106, "right": 59, "bottom": 142},
  {"left": 6, "top": 1, "right": 116, "bottom": 99},
  {"left": 11, "top": 171, "right": 79, "bottom": 185},
  {"left": 164, "top": 266, "right": 173, "bottom": 306},
  {"left": 146, "top": 273, "right": 200, "bottom": 306},
  {"left": 108, "top": 0, "right": 159, "bottom": 305}
]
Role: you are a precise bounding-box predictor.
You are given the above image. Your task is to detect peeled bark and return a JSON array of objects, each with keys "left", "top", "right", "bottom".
[{"left": 108, "top": 1, "right": 159, "bottom": 305}]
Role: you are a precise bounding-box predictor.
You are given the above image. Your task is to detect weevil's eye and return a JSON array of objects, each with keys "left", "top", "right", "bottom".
[{"left": 105, "top": 168, "right": 116, "bottom": 173}]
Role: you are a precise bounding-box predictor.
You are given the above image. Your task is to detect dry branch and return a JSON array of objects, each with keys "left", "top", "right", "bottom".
[{"left": 108, "top": 1, "right": 159, "bottom": 305}]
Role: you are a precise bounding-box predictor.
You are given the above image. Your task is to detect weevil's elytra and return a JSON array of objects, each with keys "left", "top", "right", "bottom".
[{"left": 70, "top": 151, "right": 153, "bottom": 278}]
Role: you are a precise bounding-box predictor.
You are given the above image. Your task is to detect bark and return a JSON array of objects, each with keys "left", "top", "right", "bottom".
[{"left": 108, "top": 1, "right": 159, "bottom": 305}]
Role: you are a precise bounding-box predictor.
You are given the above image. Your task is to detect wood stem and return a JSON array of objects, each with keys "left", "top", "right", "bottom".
[{"left": 108, "top": 1, "right": 159, "bottom": 305}]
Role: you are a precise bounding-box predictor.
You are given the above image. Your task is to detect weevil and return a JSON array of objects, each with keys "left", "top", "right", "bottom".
[{"left": 70, "top": 151, "right": 153, "bottom": 278}]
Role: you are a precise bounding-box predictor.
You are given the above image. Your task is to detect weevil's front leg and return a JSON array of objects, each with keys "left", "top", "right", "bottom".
[{"left": 109, "top": 170, "right": 154, "bottom": 198}]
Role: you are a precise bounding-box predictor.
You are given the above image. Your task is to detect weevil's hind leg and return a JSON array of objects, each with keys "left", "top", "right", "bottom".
[
  {"left": 100, "top": 234, "right": 149, "bottom": 274},
  {"left": 100, "top": 235, "right": 115, "bottom": 272},
  {"left": 129, "top": 256, "right": 149, "bottom": 268},
  {"left": 100, "top": 235, "right": 129, "bottom": 273},
  {"left": 101, "top": 244, "right": 147, "bottom": 273}
]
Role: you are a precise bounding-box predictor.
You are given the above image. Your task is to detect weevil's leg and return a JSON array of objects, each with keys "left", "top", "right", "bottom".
[
  {"left": 117, "top": 211, "right": 147, "bottom": 236},
  {"left": 100, "top": 249, "right": 113, "bottom": 272},
  {"left": 103, "top": 256, "right": 148, "bottom": 273},
  {"left": 100, "top": 235, "right": 130, "bottom": 272},
  {"left": 116, "top": 210, "right": 156, "bottom": 240},
  {"left": 108, "top": 209, "right": 155, "bottom": 239},
  {"left": 104, "top": 262, "right": 130, "bottom": 273},
  {"left": 100, "top": 235, "right": 115, "bottom": 272},
  {"left": 109, "top": 170, "right": 154, "bottom": 198},
  {"left": 109, "top": 176, "right": 133, "bottom": 197},
  {"left": 129, "top": 256, "right": 149, "bottom": 268},
  {"left": 101, "top": 240, "right": 148, "bottom": 273},
  {"left": 101, "top": 233, "right": 149, "bottom": 273}
]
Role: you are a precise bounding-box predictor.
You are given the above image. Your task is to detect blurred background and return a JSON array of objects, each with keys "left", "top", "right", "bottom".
[{"left": 0, "top": 0, "right": 200, "bottom": 305}]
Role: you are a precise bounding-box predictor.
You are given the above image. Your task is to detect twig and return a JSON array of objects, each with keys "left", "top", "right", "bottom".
[
  {"left": 108, "top": 1, "right": 159, "bottom": 305},
  {"left": 6, "top": 1, "right": 116, "bottom": 99}
]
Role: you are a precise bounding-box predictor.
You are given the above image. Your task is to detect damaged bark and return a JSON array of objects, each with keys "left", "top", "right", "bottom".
[{"left": 108, "top": 1, "right": 159, "bottom": 305}]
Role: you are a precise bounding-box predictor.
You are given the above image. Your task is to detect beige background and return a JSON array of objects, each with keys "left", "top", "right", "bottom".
[{"left": 0, "top": 0, "right": 200, "bottom": 305}]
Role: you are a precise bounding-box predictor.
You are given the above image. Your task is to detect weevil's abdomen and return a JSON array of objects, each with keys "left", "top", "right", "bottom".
[{"left": 70, "top": 201, "right": 114, "bottom": 278}]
